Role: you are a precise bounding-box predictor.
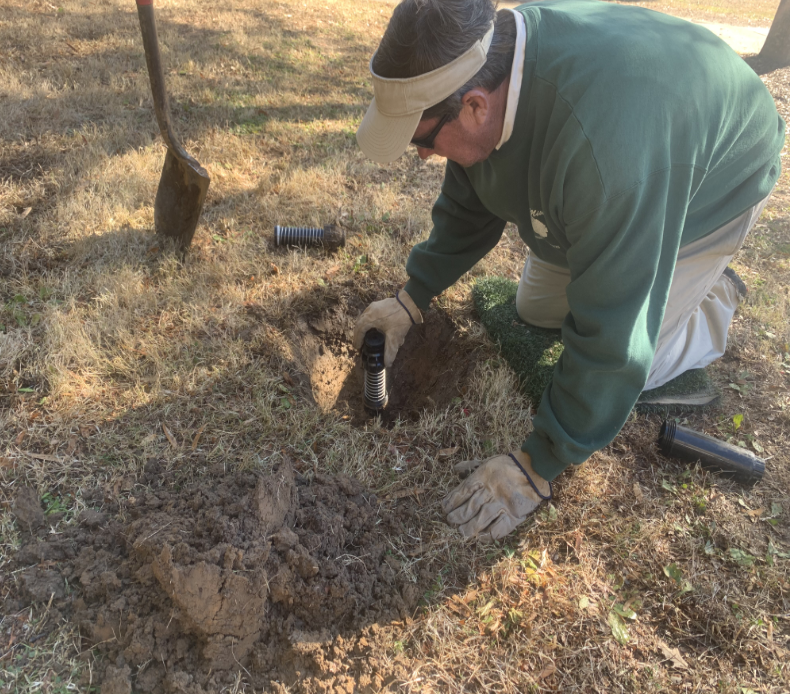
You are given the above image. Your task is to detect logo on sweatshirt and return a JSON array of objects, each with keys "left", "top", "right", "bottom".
[{"left": 530, "top": 210, "right": 548, "bottom": 238}]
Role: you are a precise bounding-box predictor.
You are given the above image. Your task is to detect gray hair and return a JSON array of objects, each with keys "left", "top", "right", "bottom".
[{"left": 372, "top": 0, "right": 517, "bottom": 121}]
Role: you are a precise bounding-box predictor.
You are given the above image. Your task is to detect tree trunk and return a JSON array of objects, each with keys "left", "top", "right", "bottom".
[{"left": 758, "top": 0, "right": 790, "bottom": 69}]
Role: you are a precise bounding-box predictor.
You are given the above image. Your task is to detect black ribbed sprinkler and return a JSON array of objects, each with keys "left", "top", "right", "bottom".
[
  {"left": 274, "top": 224, "right": 345, "bottom": 251},
  {"left": 658, "top": 420, "right": 765, "bottom": 486},
  {"left": 362, "top": 329, "right": 388, "bottom": 412}
]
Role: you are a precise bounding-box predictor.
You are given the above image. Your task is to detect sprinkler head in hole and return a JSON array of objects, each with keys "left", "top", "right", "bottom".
[{"left": 362, "top": 328, "right": 388, "bottom": 412}]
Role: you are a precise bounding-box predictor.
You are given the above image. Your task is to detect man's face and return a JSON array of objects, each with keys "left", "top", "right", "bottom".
[
  {"left": 412, "top": 116, "right": 491, "bottom": 167},
  {"left": 411, "top": 86, "right": 506, "bottom": 167}
]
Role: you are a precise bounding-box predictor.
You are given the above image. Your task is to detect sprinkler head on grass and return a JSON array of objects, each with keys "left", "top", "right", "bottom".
[
  {"left": 274, "top": 224, "right": 345, "bottom": 251},
  {"left": 658, "top": 420, "right": 765, "bottom": 485}
]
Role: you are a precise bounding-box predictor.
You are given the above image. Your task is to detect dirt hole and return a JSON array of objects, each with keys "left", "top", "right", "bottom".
[{"left": 288, "top": 292, "right": 479, "bottom": 425}]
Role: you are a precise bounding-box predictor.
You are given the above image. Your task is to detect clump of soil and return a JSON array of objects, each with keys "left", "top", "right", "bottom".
[
  {"left": 289, "top": 292, "right": 478, "bottom": 424},
  {"left": 8, "top": 464, "right": 435, "bottom": 693}
]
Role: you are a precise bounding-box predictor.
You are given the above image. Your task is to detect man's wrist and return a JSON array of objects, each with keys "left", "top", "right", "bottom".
[
  {"left": 395, "top": 289, "right": 420, "bottom": 325},
  {"left": 509, "top": 449, "right": 551, "bottom": 499},
  {"left": 395, "top": 288, "right": 423, "bottom": 323},
  {"left": 522, "top": 435, "right": 568, "bottom": 483},
  {"left": 402, "top": 279, "right": 434, "bottom": 312}
]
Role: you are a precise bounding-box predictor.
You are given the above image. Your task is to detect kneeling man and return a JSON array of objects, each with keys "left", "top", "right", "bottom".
[{"left": 353, "top": 0, "right": 785, "bottom": 540}]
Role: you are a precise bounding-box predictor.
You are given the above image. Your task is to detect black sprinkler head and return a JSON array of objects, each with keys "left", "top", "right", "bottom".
[
  {"left": 273, "top": 224, "right": 345, "bottom": 251},
  {"left": 658, "top": 420, "right": 765, "bottom": 486},
  {"left": 362, "top": 328, "right": 387, "bottom": 412}
]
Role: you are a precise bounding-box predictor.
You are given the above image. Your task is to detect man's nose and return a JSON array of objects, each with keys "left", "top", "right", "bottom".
[{"left": 417, "top": 147, "right": 434, "bottom": 160}]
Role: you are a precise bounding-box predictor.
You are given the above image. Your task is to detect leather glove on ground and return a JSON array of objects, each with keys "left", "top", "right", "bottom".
[
  {"left": 352, "top": 289, "right": 422, "bottom": 368},
  {"left": 442, "top": 451, "right": 552, "bottom": 542}
]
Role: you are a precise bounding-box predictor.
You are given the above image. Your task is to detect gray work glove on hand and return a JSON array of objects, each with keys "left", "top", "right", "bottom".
[
  {"left": 352, "top": 289, "right": 423, "bottom": 368},
  {"left": 442, "top": 451, "right": 552, "bottom": 542}
]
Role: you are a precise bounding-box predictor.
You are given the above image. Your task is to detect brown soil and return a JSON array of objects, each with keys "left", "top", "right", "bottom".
[
  {"left": 7, "top": 465, "right": 436, "bottom": 693},
  {"left": 287, "top": 287, "right": 478, "bottom": 425},
  {"left": 5, "top": 288, "right": 480, "bottom": 693}
]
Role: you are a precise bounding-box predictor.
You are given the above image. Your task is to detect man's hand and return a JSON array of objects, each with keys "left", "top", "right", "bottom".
[
  {"left": 352, "top": 289, "right": 423, "bottom": 368},
  {"left": 442, "top": 450, "right": 552, "bottom": 541}
]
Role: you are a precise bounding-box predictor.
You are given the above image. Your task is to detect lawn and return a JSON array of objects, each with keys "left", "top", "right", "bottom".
[{"left": 1, "top": 0, "right": 788, "bottom": 692}]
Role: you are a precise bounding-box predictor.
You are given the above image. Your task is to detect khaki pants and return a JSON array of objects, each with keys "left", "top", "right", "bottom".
[{"left": 515, "top": 194, "right": 771, "bottom": 390}]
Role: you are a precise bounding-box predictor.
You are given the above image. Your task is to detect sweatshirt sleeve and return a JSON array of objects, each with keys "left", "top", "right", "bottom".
[
  {"left": 404, "top": 160, "right": 508, "bottom": 311},
  {"left": 525, "top": 165, "right": 699, "bottom": 481}
]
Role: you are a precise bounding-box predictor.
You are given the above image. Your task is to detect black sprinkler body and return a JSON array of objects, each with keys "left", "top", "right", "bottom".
[
  {"left": 362, "top": 329, "right": 387, "bottom": 412},
  {"left": 658, "top": 420, "right": 765, "bottom": 486},
  {"left": 274, "top": 224, "right": 345, "bottom": 251}
]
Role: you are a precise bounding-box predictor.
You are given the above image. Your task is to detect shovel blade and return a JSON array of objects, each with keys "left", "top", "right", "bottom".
[{"left": 154, "top": 148, "right": 210, "bottom": 250}]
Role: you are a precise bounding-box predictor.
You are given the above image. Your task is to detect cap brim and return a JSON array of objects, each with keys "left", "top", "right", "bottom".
[{"left": 356, "top": 97, "right": 422, "bottom": 164}]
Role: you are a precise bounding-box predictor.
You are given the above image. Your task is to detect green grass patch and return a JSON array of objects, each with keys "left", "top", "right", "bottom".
[
  {"left": 473, "top": 276, "right": 720, "bottom": 413},
  {"left": 471, "top": 276, "right": 562, "bottom": 408}
]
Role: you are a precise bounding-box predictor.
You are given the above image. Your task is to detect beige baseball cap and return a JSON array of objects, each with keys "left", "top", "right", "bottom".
[{"left": 356, "top": 23, "right": 495, "bottom": 164}]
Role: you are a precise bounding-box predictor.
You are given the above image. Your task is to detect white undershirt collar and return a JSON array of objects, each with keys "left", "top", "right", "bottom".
[{"left": 496, "top": 9, "right": 527, "bottom": 150}]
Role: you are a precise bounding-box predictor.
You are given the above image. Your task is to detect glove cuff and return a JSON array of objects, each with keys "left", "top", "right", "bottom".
[
  {"left": 508, "top": 453, "right": 552, "bottom": 501},
  {"left": 395, "top": 290, "right": 421, "bottom": 325}
]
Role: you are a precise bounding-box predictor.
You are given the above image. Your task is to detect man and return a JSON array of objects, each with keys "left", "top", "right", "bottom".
[{"left": 352, "top": 0, "right": 785, "bottom": 541}]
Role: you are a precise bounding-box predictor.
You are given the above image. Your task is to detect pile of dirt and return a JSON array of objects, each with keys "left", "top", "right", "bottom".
[{"left": 8, "top": 463, "right": 435, "bottom": 693}]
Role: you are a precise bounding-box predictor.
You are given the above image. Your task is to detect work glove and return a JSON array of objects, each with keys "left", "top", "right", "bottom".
[
  {"left": 352, "top": 289, "right": 423, "bottom": 368},
  {"left": 442, "top": 451, "right": 552, "bottom": 542}
]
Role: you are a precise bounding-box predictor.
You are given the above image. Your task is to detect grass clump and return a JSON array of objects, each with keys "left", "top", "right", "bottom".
[{"left": 471, "top": 275, "right": 562, "bottom": 408}]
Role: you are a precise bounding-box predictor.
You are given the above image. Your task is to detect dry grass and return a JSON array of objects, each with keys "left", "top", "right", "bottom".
[{"left": 1, "top": 0, "right": 788, "bottom": 692}]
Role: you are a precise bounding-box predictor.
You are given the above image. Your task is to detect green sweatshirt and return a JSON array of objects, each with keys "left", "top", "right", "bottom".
[{"left": 403, "top": 0, "right": 785, "bottom": 481}]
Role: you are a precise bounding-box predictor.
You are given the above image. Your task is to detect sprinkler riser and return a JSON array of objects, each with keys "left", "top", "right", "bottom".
[
  {"left": 362, "top": 329, "right": 387, "bottom": 412},
  {"left": 364, "top": 369, "right": 387, "bottom": 411},
  {"left": 274, "top": 224, "right": 345, "bottom": 251}
]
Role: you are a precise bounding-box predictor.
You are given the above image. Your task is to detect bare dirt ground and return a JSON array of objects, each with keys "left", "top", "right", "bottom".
[
  {"left": 9, "top": 464, "right": 433, "bottom": 692},
  {"left": 1, "top": 0, "right": 788, "bottom": 692}
]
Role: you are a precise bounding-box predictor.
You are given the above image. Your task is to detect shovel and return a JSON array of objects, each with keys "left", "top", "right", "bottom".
[{"left": 136, "top": 0, "right": 210, "bottom": 251}]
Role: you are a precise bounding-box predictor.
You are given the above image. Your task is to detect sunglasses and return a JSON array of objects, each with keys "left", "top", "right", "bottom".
[{"left": 410, "top": 113, "right": 451, "bottom": 150}]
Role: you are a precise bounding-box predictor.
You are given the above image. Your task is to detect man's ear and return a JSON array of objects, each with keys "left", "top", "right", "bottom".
[{"left": 460, "top": 88, "right": 490, "bottom": 127}]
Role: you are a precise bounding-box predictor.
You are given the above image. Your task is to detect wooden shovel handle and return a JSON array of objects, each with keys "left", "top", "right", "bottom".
[{"left": 136, "top": 0, "right": 189, "bottom": 158}]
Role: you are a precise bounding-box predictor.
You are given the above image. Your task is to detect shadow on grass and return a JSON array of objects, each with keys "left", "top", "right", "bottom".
[{"left": 0, "top": 0, "right": 374, "bottom": 246}]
